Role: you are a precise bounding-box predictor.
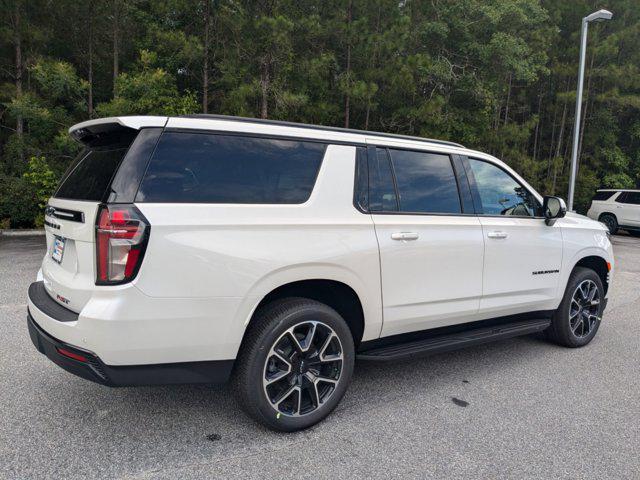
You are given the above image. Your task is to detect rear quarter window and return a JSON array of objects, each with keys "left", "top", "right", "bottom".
[
  {"left": 592, "top": 191, "right": 616, "bottom": 201},
  {"left": 136, "top": 132, "right": 326, "bottom": 204}
]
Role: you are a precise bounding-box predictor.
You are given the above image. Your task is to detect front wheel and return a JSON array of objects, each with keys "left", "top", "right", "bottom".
[
  {"left": 546, "top": 267, "right": 604, "bottom": 348},
  {"left": 233, "top": 298, "right": 355, "bottom": 431}
]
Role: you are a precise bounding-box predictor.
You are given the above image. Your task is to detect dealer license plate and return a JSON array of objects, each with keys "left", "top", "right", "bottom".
[{"left": 52, "top": 236, "right": 66, "bottom": 264}]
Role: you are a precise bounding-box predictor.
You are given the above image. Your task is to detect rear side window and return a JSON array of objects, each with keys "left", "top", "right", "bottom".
[
  {"left": 54, "top": 148, "right": 128, "bottom": 201},
  {"left": 136, "top": 132, "right": 325, "bottom": 204},
  {"left": 388, "top": 149, "right": 461, "bottom": 214},
  {"left": 368, "top": 148, "right": 398, "bottom": 212},
  {"left": 628, "top": 192, "right": 640, "bottom": 204},
  {"left": 592, "top": 191, "right": 615, "bottom": 201},
  {"left": 354, "top": 147, "right": 369, "bottom": 211},
  {"left": 616, "top": 191, "right": 640, "bottom": 205}
]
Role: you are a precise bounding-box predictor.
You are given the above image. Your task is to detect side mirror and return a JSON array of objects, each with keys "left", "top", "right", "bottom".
[{"left": 543, "top": 196, "right": 567, "bottom": 226}]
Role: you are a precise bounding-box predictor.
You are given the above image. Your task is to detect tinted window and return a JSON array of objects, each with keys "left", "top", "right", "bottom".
[
  {"left": 617, "top": 191, "right": 640, "bottom": 205},
  {"left": 108, "top": 128, "right": 162, "bottom": 203},
  {"left": 354, "top": 147, "right": 368, "bottom": 211},
  {"left": 592, "top": 191, "right": 615, "bottom": 201},
  {"left": 467, "top": 159, "right": 540, "bottom": 217},
  {"left": 136, "top": 133, "right": 325, "bottom": 203},
  {"left": 368, "top": 148, "right": 398, "bottom": 212},
  {"left": 389, "top": 149, "right": 460, "bottom": 214},
  {"left": 628, "top": 192, "right": 640, "bottom": 204},
  {"left": 54, "top": 148, "right": 128, "bottom": 201}
]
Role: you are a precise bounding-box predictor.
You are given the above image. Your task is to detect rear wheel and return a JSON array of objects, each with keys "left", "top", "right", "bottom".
[
  {"left": 599, "top": 213, "right": 618, "bottom": 234},
  {"left": 547, "top": 267, "right": 604, "bottom": 348},
  {"left": 233, "top": 298, "right": 355, "bottom": 431}
]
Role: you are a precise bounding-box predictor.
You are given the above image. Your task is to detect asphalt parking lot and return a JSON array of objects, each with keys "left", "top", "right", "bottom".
[{"left": 1, "top": 234, "right": 639, "bottom": 479}]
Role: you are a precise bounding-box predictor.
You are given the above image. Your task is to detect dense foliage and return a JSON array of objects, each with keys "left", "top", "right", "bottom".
[{"left": 1, "top": 0, "right": 638, "bottom": 227}]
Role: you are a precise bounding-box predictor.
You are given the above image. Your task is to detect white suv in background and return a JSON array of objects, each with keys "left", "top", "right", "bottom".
[
  {"left": 587, "top": 189, "right": 640, "bottom": 236},
  {"left": 28, "top": 115, "right": 614, "bottom": 431}
]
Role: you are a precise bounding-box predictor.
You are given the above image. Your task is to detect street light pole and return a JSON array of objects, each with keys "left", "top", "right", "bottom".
[{"left": 567, "top": 9, "right": 612, "bottom": 212}]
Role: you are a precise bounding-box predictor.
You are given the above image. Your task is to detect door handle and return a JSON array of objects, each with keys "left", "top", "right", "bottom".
[
  {"left": 487, "top": 231, "right": 508, "bottom": 239},
  {"left": 391, "top": 232, "right": 419, "bottom": 241}
]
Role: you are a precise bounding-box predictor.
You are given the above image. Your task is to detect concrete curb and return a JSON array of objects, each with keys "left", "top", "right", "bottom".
[{"left": 0, "top": 229, "right": 46, "bottom": 237}]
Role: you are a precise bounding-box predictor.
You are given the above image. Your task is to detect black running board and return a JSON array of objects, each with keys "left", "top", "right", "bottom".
[{"left": 357, "top": 319, "right": 551, "bottom": 361}]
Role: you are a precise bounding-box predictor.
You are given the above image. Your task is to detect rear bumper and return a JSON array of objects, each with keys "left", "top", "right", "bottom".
[
  {"left": 28, "top": 311, "right": 111, "bottom": 384},
  {"left": 27, "top": 280, "right": 245, "bottom": 365},
  {"left": 28, "top": 281, "right": 79, "bottom": 322},
  {"left": 27, "top": 281, "right": 234, "bottom": 386},
  {"left": 28, "top": 312, "right": 234, "bottom": 386}
]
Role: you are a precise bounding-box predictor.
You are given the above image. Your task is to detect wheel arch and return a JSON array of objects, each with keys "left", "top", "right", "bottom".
[
  {"left": 224, "top": 262, "right": 382, "bottom": 362},
  {"left": 598, "top": 211, "right": 618, "bottom": 222},
  {"left": 243, "top": 279, "right": 367, "bottom": 349},
  {"left": 572, "top": 255, "right": 610, "bottom": 295}
]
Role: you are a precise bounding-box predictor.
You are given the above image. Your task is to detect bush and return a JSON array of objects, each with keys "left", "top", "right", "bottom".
[
  {"left": 22, "top": 156, "right": 57, "bottom": 227},
  {"left": 0, "top": 175, "right": 40, "bottom": 228}
]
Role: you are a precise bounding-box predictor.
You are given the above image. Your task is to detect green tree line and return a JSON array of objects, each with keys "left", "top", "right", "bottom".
[{"left": 1, "top": 0, "right": 638, "bottom": 227}]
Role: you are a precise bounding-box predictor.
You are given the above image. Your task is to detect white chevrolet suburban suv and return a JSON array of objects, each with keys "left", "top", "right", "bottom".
[
  {"left": 28, "top": 115, "right": 614, "bottom": 431},
  {"left": 587, "top": 189, "right": 640, "bottom": 236}
]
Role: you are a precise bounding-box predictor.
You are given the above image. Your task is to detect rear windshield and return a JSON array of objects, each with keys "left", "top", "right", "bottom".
[
  {"left": 54, "top": 148, "right": 129, "bottom": 201},
  {"left": 592, "top": 191, "right": 615, "bottom": 201},
  {"left": 135, "top": 132, "right": 326, "bottom": 204}
]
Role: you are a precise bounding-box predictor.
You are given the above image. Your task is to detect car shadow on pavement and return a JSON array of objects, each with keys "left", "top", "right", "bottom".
[{"left": 31, "top": 331, "right": 556, "bottom": 439}]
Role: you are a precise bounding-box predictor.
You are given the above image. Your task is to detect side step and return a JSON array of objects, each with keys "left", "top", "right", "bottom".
[{"left": 357, "top": 319, "right": 551, "bottom": 362}]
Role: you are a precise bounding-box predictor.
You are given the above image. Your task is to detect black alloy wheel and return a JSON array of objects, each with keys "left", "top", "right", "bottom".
[
  {"left": 263, "top": 320, "right": 344, "bottom": 417},
  {"left": 234, "top": 298, "right": 355, "bottom": 431},
  {"left": 568, "top": 279, "right": 601, "bottom": 338}
]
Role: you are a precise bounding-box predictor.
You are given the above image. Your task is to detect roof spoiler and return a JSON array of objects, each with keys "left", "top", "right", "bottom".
[{"left": 69, "top": 116, "right": 167, "bottom": 148}]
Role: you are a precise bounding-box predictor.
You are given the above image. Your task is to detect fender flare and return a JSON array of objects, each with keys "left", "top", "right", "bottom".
[
  {"left": 558, "top": 247, "right": 611, "bottom": 301},
  {"left": 225, "top": 262, "right": 383, "bottom": 358}
]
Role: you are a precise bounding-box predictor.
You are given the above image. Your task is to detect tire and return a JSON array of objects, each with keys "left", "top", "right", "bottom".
[
  {"left": 546, "top": 267, "right": 604, "bottom": 348},
  {"left": 233, "top": 297, "right": 355, "bottom": 432},
  {"left": 599, "top": 213, "right": 618, "bottom": 234}
]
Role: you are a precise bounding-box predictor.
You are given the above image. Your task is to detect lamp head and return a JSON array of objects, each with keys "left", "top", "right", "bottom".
[{"left": 585, "top": 9, "right": 613, "bottom": 23}]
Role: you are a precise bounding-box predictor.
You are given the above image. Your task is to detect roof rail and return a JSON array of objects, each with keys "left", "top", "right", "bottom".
[{"left": 179, "top": 114, "right": 464, "bottom": 148}]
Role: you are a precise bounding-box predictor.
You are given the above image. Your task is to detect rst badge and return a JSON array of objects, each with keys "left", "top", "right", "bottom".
[{"left": 56, "top": 294, "right": 70, "bottom": 305}]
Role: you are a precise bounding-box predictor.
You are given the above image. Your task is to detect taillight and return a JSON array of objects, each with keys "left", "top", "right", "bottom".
[{"left": 95, "top": 204, "right": 149, "bottom": 285}]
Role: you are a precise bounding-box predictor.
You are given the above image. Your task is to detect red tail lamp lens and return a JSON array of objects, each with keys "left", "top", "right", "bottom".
[
  {"left": 57, "top": 347, "right": 88, "bottom": 363},
  {"left": 95, "top": 205, "right": 149, "bottom": 285}
]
